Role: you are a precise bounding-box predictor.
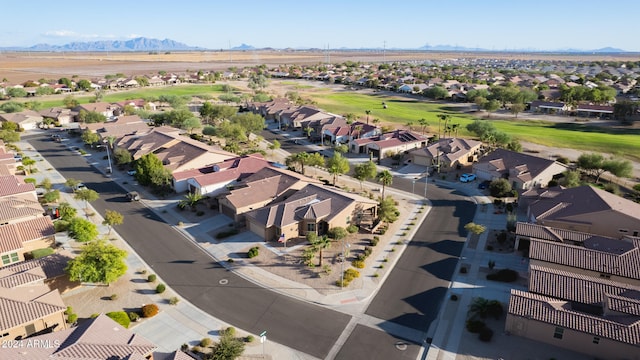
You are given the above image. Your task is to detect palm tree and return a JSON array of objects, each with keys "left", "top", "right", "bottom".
[
  {"left": 376, "top": 170, "right": 393, "bottom": 199},
  {"left": 313, "top": 235, "right": 332, "bottom": 266},
  {"left": 418, "top": 118, "right": 428, "bottom": 135},
  {"left": 179, "top": 192, "right": 204, "bottom": 211},
  {"left": 365, "top": 109, "right": 371, "bottom": 125},
  {"left": 468, "top": 297, "right": 490, "bottom": 320}
]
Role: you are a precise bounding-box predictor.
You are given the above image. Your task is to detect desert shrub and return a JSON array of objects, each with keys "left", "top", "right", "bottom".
[
  {"left": 223, "top": 326, "right": 236, "bottom": 337},
  {"left": 479, "top": 327, "right": 494, "bottom": 342},
  {"left": 147, "top": 274, "right": 157, "bottom": 282},
  {"left": 363, "top": 246, "right": 372, "bottom": 257},
  {"left": 142, "top": 304, "right": 159, "bottom": 318},
  {"left": 200, "top": 338, "right": 213, "bottom": 347},
  {"left": 487, "top": 300, "right": 504, "bottom": 319},
  {"left": 169, "top": 296, "right": 179, "bottom": 305},
  {"left": 351, "top": 259, "right": 365, "bottom": 268},
  {"left": 216, "top": 229, "right": 239, "bottom": 239},
  {"left": 54, "top": 220, "right": 69, "bottom": 232},
  {"left": 486, "top": 269, "right": 519, "bottom": 282},
  {"left": 192, "top": 346, "right": 202, "bottom": 353},
  {"left": 106, "top": 311, "right": 130, "bottom": 328},
  {"left": 24, "top": 178, "right": 36, "bottom": 184},
  {"left": 65, "top": 306, "right": 73, "bottom": 315},
  {"left": 67, "top": 313, "right": 78, "bottom": 324},
  {"left": 245, "top": 335, "right": 255, "bottom": 343},
  {"left": 90, "top": 313, "right": 100, "bottom": 318},
  {"left": 128, "top": 311, "right": 140, "bottom": 322},
  {"left": 196, "top": 210, "right": 205, "bottom": 216},
  {"left": 344, "top": 268, "right": 360, "bottom": 281},
  {"left": 371, "top": 236, "right": 380, "bottom": 246},
  {"left": 156, "top": 284, "right": 166, "bottom": 293},
  {"left": 346, "top": 224, "right": 358, "bottom": 233},
  {"left": 355, "top": 253, "right": 366, "bottom": 261},
  {"left": 466, "top": 319, "right": 485, "bottom": 333},
  {"left": 110, "top": 294, "right": 118, "bottom": 300},
  {"left": 336, "top": 279, "right": 348, "bottom": 287},
  {"left": 247, "top": 246, "right": 259, "bottom": 258}
]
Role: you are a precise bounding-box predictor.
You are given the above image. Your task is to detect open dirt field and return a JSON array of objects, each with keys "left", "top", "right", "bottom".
[{"left": 3, "top": 50, "right": 640, "bottom": 84}]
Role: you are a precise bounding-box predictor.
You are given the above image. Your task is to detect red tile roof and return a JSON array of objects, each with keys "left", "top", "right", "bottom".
[
  {"left": 0, "top": 175, "right": 35, "bottom": 198},
  {"left": 0, "top": 285, "right": 66, "bottom": 332},
  {"left": 172, "top": 154, "right": 271, "bottom": 187},
  {"left": 0, "top": 216, "right": 55, "bottom": 253}
]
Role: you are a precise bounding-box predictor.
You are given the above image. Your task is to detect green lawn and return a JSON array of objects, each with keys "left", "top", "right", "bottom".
[{"left": 310, "top": 92, "right": 640, "bottom": 161}]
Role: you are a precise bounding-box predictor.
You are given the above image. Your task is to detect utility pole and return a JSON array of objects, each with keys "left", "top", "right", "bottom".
[{"left": 383, "top": 40, "right": 386, "bottom": 63}]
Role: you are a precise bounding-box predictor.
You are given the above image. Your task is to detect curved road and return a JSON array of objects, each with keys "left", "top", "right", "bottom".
[{"left": 27, "top": 134, "right": 350, "bottom": 359}]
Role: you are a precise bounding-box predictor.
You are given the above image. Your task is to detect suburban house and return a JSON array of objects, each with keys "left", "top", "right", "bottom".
[
  {"left": 217, "top": 167, "right": 322, "bottom": 222},
  {"left": 244, "top": 183, "right": 378, "bottom": 242},
  {"left": 72, "top": 102, "right": 122, "bottom": 119},
  {"left": 0, "top": 251, "right": 75, "bottom": 293},
  {"left": 323, "top": 121, "right": 380, "bottom": 145},
  {"left": 39, "top": 107, "right": 78, "bottom": 125},
  {"left": 304, "top": 116, "right": 348, "bottom": 143},
  {"left": 409, "top": 138, "right": 482, "bottom": 170},
  {"left": 117, "top": 126, "right": 236, "bottom": 173},
  {"left": 529, "top": 100, "right": 569, "bottom": 114},
  {"left": 83, "top": 114, "right": 152, "bottom": 140},
  {"left": 349, "top": 130, "right": 429, "bottom": 160},
  {"left": 506, "top": 222, "right": 640, "bottom": 359},
  {"left": 575, "top": 104, "right": 614, "bottom": 118},
  {"left": 0, "top": 216, "right": 56, "bottom": 267},
  {"left": 171, "top": 153, "right": 272, "bottom": 195},
  {"left": 279, "top": 105, "right": 337, "bottom": 129},
  {"left": 0, "top": 314, "right": 159, "bottom": 359},
  {"left": 0, "top": 110, "right": 43, "bottom": 130},
  {"left": 248, "top": 98, "right": 293, "bottom": 120},
  {"left": 472, "top": 148, "right": 569, "bottom": 191},
  {"left": 0, "top": 145, "right": 19, "bottom": 175},
  {"left": 0, "top": 175, "right": 38, "bottom": 202},
  {"left": 524, "top": 185, "right": 640, "bottom": 239},
  {"left": 0, "top": 284, "right": 67, "bottom": 341}
]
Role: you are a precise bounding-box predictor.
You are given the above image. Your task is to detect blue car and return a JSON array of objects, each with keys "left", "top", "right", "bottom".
[{"left": 459, "top": 173, "right": 477, "bottom": 183}]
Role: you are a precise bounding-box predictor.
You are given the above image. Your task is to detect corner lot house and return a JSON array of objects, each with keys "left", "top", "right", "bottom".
[
  {"left": 244, "top": 184, "right": 378, "bottom": 242},
  {"left": 0, "top": 110, "right": 43, "bottom": 130},
  {"left": 0, "top": 284, "right": 67, "bottom": 340},
  {"left": 473, "top": 148, "right": 568, "bottom": 190}
]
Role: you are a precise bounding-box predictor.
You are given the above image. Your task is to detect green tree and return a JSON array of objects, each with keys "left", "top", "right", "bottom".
[
  {"left": 483, "top": 99, "right": 501, "bottom": 118},
  {"left": 179, "top": 192, "right": 205, "bottom": 211},
  {"left": 62, "top": 95, "right": 80, "bottom": 109},
  {"left": 21, "top": 157, "right": 36, "bottom": 174},
  {"left": 247, "top": 73, "right": 268, "bottom": 93},
  {"left": 230, "top": 112, "right": 265, "bottom": 135},
  {"left": 417, "top": 118, "right": 429, "bottom": 135},
  {"left": 202, "top": 125, "right": 216, "bottom": 138},
  {"left": 602, "top": 158, "right": 633, "bottom": 181},
  {"left": 268, "top": 139, "right": 281, "bottom": 154},
  {"left": 378, "top": 196, "right": 399, "bottom": 224},
  {"left": 68, "top": 217, "right": 99, "bottom": 242},
  {"left": 560, "top": 170, "right": 582, "bottom": 188},
  {"left": 334, "top": 144, "right": 348, "bottom": 154},
  {"left": 181, "top": 117, "right": 202, "bottom": 134},
  {"left": 0, "top": 102, "right": 24, "bottom": 113},
  {"left": 326, "top": 153, "right": 350, "bottom": 186},
  {"left": 135, "top": 153, "right": 172, "bottom": 188},
  {"left": 0, "top": 130, "right": 20, "bottom": 143},
  {"left": 39, "top": 178, "right": 53, "bottom": 191},
  {"left": 81, "top": 130, "right": 100, "bottom": 146},
  {"left": 510, "top": 103, "right": 525, "bottom": 118},
  {"left": 353, "top": 160, "right": 377, "bottom": 190},
  {"left": 114, "top": 148, "right": 132, "bottom": 165},
  {"left": 376, "top": 170, "right": 393, "bottom": 199},
  {"left": 102, "top": 210, "right": 124, "bottom": 234},
  {"left": 43, "top": 190, "right": 60, "bottom": 204},
  {"left": 58, "top": 202, "right": 77, "bottom": 221},
  {"left": 77, "top": 79, "right": 91, "bottom": 91},
  {"left": 6, "top": 87, "right": 27, "bottom": 98},
  {"left": 65, "top": 240, "right": 127, "bottom": 284},
  {"left": 310, "top": 235, "right": 332, "bottom": 266},
  {"left": 489, "top": 179, "right": 512, "bottom": 198},
  {"left": 74, "top": 188, "right": 99, "bottom": 209}
]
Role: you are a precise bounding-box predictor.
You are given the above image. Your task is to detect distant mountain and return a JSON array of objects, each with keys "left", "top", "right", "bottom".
[
  {"left": 231, "top": 43, "right": 255, "bottom": 50},
  {"left": 1, "top": 37, "right": 201, "bottom": 52},
  {"left": 418, "top": 43, "right": 628, "bottom": 53}
]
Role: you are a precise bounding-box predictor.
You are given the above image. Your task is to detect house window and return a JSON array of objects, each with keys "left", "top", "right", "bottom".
[
  {"left": 10, "top": 253, "right": 18, "bottom": 262},
  {"left": 1, "top": 253, "right": 18, "bottom": 265},
  {"left": 592, "top": 336, "right": 600, "bottom": 344},
  {"left": 633, "top": 231, "right": 639, "bottom": 237},
  {"left": 553, "top": 327, "right": 564, "bottom": 339},
  {"left": 619, "top": 229, "right": 628, "bottom": 233},
  {"left": 307, "top": 223, "right": 316, "bottom": 232}
]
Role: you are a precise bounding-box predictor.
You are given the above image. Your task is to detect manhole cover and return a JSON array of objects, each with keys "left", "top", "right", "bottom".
[
  {"left": 219, "top": 279, "right": 229, "bottom": 285},
  {"left": 395, "top": 342, "right": 407, "bottom": 351}
]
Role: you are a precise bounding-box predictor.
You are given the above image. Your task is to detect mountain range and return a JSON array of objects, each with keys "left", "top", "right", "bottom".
[{"left": 0, "top": 37, "right": 630, "bottom": 53}]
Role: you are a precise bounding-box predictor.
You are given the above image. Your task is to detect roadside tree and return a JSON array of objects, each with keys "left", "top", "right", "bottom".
[
  {"left": 81, "top": 130, "right": 100, "bottom": 146},
  {"left": 74, "top": 188, "right": 99, "bottom": 210},
  {"left": 68, "top": 217, "right": 99, "bottom": 243},
  {"left": 102, "top": 210, "right": 124, "bottom": 234},
  {"left": 353, "top": 160, "right": 377, "bottom": 190},
  {"left": 65, "top": 240, "right": 127, "bottom": 284},
  {"left": 326, "top": 153, "right": 350, "bottom": 186},
  {"left": 376, "top": 170, "right": 393, "bottom": 199}
]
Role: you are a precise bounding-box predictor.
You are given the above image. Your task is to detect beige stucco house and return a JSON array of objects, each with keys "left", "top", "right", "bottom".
[
  {"left": 473, "top": 148, "right": 569, "bottom": 191},
  {"left": 244, "top": 183, "right": 378, "bottom": 242},
  {"left": 409, "top": 138, "right": 482, "bottom": 170},
  {"left": 0, "top": 284, "right": 67, "bottom": 340}
]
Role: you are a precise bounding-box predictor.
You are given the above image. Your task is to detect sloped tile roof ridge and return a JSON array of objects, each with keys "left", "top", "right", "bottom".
[
  {"left": 536, "top": 201, "right": 572, "bottom": 220},
  {"left": 508, "top": 289, "right": 640, "bottom": 345}
]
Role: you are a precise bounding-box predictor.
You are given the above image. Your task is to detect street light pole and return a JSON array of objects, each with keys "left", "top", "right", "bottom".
[
  {"left": 412, "top": 179, "right": 416, "bottom": 194},
  {"left": 104, "top": 140, "right": 112, "bottom": 174},
  {"left": 424, "top": 166, "right": 430, "bottom": 199}
]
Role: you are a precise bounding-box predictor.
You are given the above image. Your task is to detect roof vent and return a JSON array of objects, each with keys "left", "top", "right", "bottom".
[{"left": 213, "top": 165, "right": 220, "bottom": 172}]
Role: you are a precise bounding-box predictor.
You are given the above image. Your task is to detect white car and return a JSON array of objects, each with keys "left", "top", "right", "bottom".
[
  {"left": 459, "top": 173, "right": 477, "bottom": 183},
  {"left": 73, "top": 183, "right": 87, "bottom": 191}
]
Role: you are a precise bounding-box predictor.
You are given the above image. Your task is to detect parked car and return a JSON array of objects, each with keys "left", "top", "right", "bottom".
[
  {"left": 459, "top": 173, "right": 477, "bottom": 183},
  {"left": 73, "top": 183, "right": 87, "bottom": 191},
  {"left": 126, "top": 191, "right": 140, "bottom": 201},
  {"left": 127, "top": 170, "right": 137, "bottom": 176},
  {"left": 478, "top": 180, "right": 490, "bottom": 189}
]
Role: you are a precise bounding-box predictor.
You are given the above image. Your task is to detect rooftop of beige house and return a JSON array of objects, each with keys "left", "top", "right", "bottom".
[
  {"left": 476, "top": 148, "right": 567, "bottom": 183},
  {"left": 508, "top": 289, "right": 640, "bottom": 346},
  {"left": 410, "top": 137, "right": 482, "bottom": 162},
  {"left": 359, "top": 130, "right": 428, "bottom": 149},
  {"left": 0, "top": 251, "right": 73, "bottom": 288},
  {"left": 0, "top": 216, "right": 55, "bottom": 254},
  {"left": 0, "top": 284, "right": 66, "bottom": 332},
  {"left": 0, "top": 314, "right": 158, "bottom": 360},
  {"left": 0, "top": 175, "right": 36, "bottom": 198},
  {"left": 0, "top": 110, "right": 42, "bottom": 123},
  {"left": 224, "top": 166, "right": 323, "bottom": 209},
  {"left": 529, "top": 264, "right": 640, "bottom": 314},
  {"left": 172, "top": 153, "right": 272, "bottom": 187},
  {"left": 83, "top": 115, "right": 152, "bottom": 138},
  {"left": 245, "top": 183, "right": 378, "bottom": 228},
  {"left": 0, "top": 196, "right": 45, "bottom": 222},
  {"left": 39, "top": 107, "right": 78, "bottom": 119},
  {"left": 528, "top": 185, "right": 640, "bottom": 224},
  {"left": 73, "top": 102, "right": 121, "bottom": 113}
]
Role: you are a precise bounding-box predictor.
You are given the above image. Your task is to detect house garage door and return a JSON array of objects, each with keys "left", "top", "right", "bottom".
[{"left": 248, "top": 220, "right": 266, "bottom": 239}]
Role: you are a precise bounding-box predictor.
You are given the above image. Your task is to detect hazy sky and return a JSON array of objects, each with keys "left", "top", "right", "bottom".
[{"left": 2, "top": 0, "right": 638, "bottom": 51}]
